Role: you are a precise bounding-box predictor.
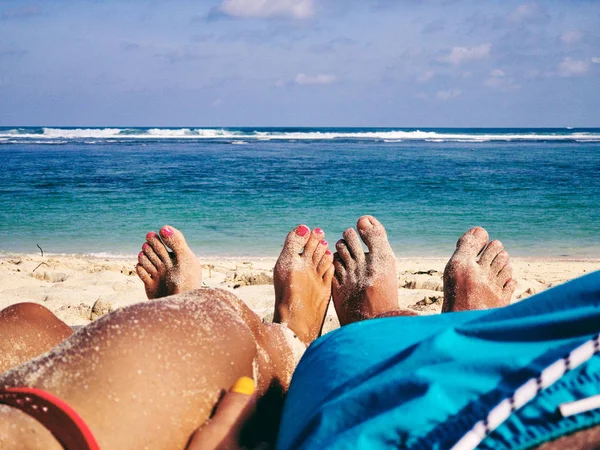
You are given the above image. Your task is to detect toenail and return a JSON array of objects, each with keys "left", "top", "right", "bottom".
[
  {"left": 314, "top": 228, "right": 323, "bottom": 235},
  {"left": 296, "top": 225, "right": 310, "bottom": 237},
  {"left": 146, "top": 232, "right": 157, "bottom": 240},
  {"left": 320, "top": 239, "right": 328, "bottom": 246},
  {"left": 161, "top": 227, "right": 174, "bottom": 238},
  {"left": 138, "top": 252, "right": 144, "bottom": 258},
  {"left": 142, "top": 243, "right": 149, "bottom": 250},
  {"left": 325, "top": 250, "right": 332, "bottom": 255}
]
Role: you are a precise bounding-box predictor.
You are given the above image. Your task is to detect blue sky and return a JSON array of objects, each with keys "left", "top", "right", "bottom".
[{"left": 0, "top": 0, "right": 599, "bottom": 127}]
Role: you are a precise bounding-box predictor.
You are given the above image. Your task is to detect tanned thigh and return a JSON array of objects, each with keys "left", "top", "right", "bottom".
[
  {"left": 0, "top": 303, "right": 72, "bottom": 374},
  {"left": 0, "top": 289, "right": 298, "bottom": 450}
]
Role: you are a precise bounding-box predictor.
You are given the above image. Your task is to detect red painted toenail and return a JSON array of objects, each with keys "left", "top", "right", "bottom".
[
  {"left": 325, "top": 250, "right": 332, "bottom": 255},
  {"left": 142, "top": 243, "right": 149, "bottom": 250},
  {"left": 296, "top": 225, "right": 309, "bottom": 237},
  {"left": 314, "top": 228, "right": 323, "bottom": 235},
  {"left": 161, "top": 227, "right": 174, "bottom": 237},
  {"left": 320, "top": 239, "right": 328, "bottom": 246},
  {"left": 138, "top": 252, "right": 144, "bottom": 258},
  {"left": 146, "top": 232, "right": 157, "bottom": 240}
]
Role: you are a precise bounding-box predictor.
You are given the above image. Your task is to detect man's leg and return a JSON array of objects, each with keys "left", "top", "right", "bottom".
[{"left": 332, "top": 216, "right": 517, "bottom": 323}]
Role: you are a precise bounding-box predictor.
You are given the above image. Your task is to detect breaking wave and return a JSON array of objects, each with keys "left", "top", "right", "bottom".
[{"left": 1, "top": 127, "right": 599, "bottom": 143}]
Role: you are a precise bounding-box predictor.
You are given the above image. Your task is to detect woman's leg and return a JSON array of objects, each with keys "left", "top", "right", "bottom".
[
  {"left": 0, "top": 224, "right": 205, "bottom": 375},
  {"left": 0, "top": 303, "right": 73, "bottom": 374},
  {"left": 1, "top": 288, "right": 303, "bottom": 449},
  {"left": 137, "top": 224, "right": 334, "bottom": 345},
  {"left": 0, "top": 224, "right": 334, "bottom": 450}
]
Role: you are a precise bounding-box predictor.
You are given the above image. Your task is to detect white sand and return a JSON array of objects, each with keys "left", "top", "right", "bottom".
[{"left": 1, "top": 254, "right": 599, "bottom": 334}]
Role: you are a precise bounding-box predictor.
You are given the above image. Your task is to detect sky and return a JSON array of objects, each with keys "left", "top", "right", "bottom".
[{"left": 0, "top": 0, "right": 599, "bottom": 127}]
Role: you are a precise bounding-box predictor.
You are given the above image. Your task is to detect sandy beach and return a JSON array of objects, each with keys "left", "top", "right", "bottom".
[{"left": 2, "top": 253, "right": 599, "bottom": 333}]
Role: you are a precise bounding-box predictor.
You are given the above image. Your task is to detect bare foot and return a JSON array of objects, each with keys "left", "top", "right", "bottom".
[
  {"left": 332, "top": 216, "right": 400, "bottom": 326},
  {"left": 136, "top": 225, "right": 203, "bottom": 299},
  {"left": 273, "top": 225, "right": 335, "bottom": 346},
  {"left": 442, "top": 227, "right": 517, "bottom": 312}
]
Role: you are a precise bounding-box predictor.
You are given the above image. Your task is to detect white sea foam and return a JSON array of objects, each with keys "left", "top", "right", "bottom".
[
  {"left": 86, "top": 252, "right": 137, "bottom": 259},
  {"left": 44, "top": 128, "right": 122, "bottom": 138},
  {"left": 1, "top": 127, "right": 599, "bottom": 142},
  {"left": 5, "top": 139, "right": 68, "bottom": 144}
]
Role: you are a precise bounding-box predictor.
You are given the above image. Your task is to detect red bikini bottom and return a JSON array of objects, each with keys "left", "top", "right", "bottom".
[{"left": 0, "top": 386, "right": 99, "bottom": 450}]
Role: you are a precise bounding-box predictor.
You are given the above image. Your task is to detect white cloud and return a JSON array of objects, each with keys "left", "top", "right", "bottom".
[
  {"left": 438, "top": 43, "right": 491, "bottom": 65},
  {"left": 417, "top": 71, "right": 435, "bottom": 83},
  {"left": 558, "top": 58, "right": 589, "bottom": 77},
  {"left": 592, "top": 57, "right": 600, "bottom": 64},
  {"left": 218, "top": 0, "right": 315, "bottom": 19},
  {"left": 484, "top": 69, "right": 519, "bottom": 90},
  {"left": 294, "top": 73, "right": 336, "bottom": 85},
  {"left": 561, "top": 30, "right": 583, "bottom": 45},
  {"left": 484, "top": 70, "right": 505, "bottom": 88},
  {"left": 510, "top": 3, "right": 547, "bottom": 22},
  {"left": 436, "top": 88, "right": 461, "bottom": 100}
]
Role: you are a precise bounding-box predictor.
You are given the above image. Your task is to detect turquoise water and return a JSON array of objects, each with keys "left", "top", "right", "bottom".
[{"left": 1, "top": 127, "right": 599, "bottom": 257}]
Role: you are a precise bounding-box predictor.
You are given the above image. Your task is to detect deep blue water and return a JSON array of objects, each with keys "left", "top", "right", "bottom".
[{"left": 1, "top": 127, "right": 599, "bottom": 257}]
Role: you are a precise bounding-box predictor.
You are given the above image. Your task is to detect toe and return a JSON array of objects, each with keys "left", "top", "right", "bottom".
[
  {"left": 479, "top": 240, "right": 504, "bottom": 267},
  {"left": 332, "top": 272, "right": 342, "bottom": 290},
  {"left": 323, "top": 264, "right": 335, "bottom": 287},
  {"left": 142, "top": 242, "right": 163, "bottom": 270},
  {"left": 453, "top": 227, "right": 489, "bottom": 259},
  {"left": 146, "top": 231, "right": 172, "bottom": 267},
  {"left": 356, "top": 215, "right": 391, "bottom": 254},
  {"left": 136, "top": 264, "right": 152, "bottom": 284},
  {"left": 342, "top": 228, "right": 365, "bottom": 262},
  {"left": 138, "top": 252, "right": 157, "bottom": 276},
  {"left": 490, "top": 250, "right": 510, "bottom": 275},
  {"left": 159, "top": 225, "right": 194, "bottom": 260},
  {"left": 312, "top": 238, "right": 328, "bottom": 265},
  {"left": 498, "top": 264, "right": 513, "bottom": 287},
  {"left": 335, "top": 239, "right": 355, "bottom": 269},
  {"left": 303, "top": 228, "right": 325, "bottom": 260},
  {"left": 317, "top": 249, "right": 334, "bottom": 277},
  {"left": 333, "top": 253, "right": 346, "bottom": 276},
  {"left": 503, "top": 278, "right": 517, "bottom": 299},
  {"left": 281, "top": 225, "right": 311, "bottom": 257}
]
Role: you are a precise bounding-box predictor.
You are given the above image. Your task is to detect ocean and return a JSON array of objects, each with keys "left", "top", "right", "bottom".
[{"left": 1, "top": 127, "right": 599, "bottom": 258}]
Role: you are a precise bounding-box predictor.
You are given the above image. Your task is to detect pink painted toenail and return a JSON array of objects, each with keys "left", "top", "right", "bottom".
[
  {"left": 314, "top": 228, "right": 323, "bottom": 235},
  {"left": 142, "top": 243, "right": 149, "bottom": 250},
  {"left": 325, "top": 250, "right": 332, "bottom": 255},
  {"left": 146, "top": 232, "right": 157, "bottom": 240},
  {"left": 296, "top": 225, "right": 310, "bottom": 237},
  {"left": 161, "top": 227, "right": 174, "bottom": 238},
  {"left": 138, "top": 252, "right": 144, "bottom": 258},
  {"left": 320, "top": 240, "right": 328, "bottom": 246}
]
